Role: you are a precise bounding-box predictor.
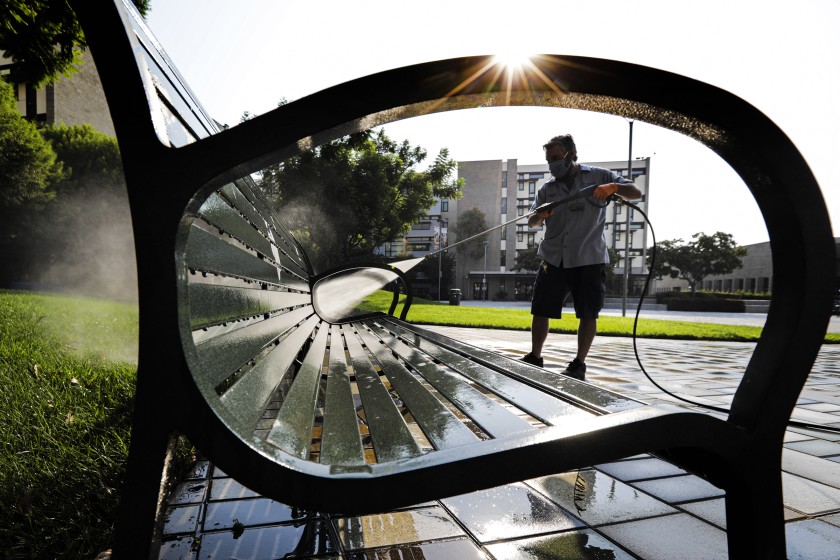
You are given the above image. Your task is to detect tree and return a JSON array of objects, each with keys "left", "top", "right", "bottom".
[
  {"left": 259, "top": 129, "right": 463, "bottom": 272},
  {"left": 0, "top": 0, "right": 150, "bottom": 87},
  {"left": 648, "top": 231, "right": 746, "bottom": 294},
  {"left": 0, "top": 78, "right": 63, "bottom": 207},
  {"left": 414, "top": 250, "right": 456, "bottom": 300},
  {"left": 451, "top": 208, "right": 487, "bottom": 260},
  {"left": 512, "top": 244, "right": 541, "bottom": 272}
]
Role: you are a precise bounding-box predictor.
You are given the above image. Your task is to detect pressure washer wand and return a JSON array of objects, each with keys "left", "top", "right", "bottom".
[{"left": 425, "top": 184, "right": 602, "bottom": 258}]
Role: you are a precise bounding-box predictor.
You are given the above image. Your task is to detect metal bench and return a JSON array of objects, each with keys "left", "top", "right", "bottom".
[{"left": 72, "top": 1, "right": 836, "bottom": 558}]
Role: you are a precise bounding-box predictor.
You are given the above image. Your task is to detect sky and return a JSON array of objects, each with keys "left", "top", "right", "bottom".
[{"left": 144, "top": 0, "right": 839, "bottom": 247}]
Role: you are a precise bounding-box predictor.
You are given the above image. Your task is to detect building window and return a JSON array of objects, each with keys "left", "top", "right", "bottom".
[
  {"left": 500, "top": 249, "right": 506, "bottom": 264},
  {"left": 529, "top": 181, "right": 536, "bottom": 195},
  {"left": 502, "top": 171, "right": 507, "bottom": 189},
  {"left": 518, "top": 181, "right": 524, "bottom": 191},
  {"left": 517, "top": 233, "right": 524, "bottom": 242},
  {"left": 500, "top": 197, "right": 507, "bottom": 214},
  {"left": 528, "top": 233, "right": 535, "bottom": 246},
  {"left": 517, "top": 206, "right": 524, "bottom": 217},
  {"left": 441, "top": 199, "right": 449, "bottom": 212},
  {"left": 501, "top": 228, "right": 506, "bottom": 240}
]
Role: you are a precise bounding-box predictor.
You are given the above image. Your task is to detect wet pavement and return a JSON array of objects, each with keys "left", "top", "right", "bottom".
[{"left": 158, "top": 323, "right": 840, "bottom": 559}]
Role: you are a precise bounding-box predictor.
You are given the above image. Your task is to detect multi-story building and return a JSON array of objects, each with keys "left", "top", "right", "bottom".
[
  {"left": 0, "top": 50, "right": 114, "bottom": 135},
  {"left": 444, "top": 157, "right": 651, "bottom": 300}
]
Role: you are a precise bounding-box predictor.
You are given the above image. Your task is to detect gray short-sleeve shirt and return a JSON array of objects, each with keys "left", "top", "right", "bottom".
[{"left": 530, "top": 165, "right": 632, "bottom": 268}]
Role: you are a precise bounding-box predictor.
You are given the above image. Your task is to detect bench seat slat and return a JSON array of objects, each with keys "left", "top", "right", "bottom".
[
  {"left": 189, "top": 283, "right": 312, "bottom": 329},
  {"left": 363, "top": 321, "right": 539, "bottom": 437},
  {"left": 354, "top": 323, "right": 480, "bottom": 450},
  {"left": 370, "top": 320, "right": 595, "bottom": 425},
  {"left": 266, "top": 321, "right": 330, "bottom": 458},
  {"left": 199, "top": 193, "right": 276, "bottom": 259},
  {"left": 186, "top": 225, "right": 309, "bottom": 291},
  {"left": 320, "top": 325, "right": 366, "bottom": 466},
  {"left": 195, "top": 305, "right": 314, "bottom": 388},
  {"left": 341, "top": 324, "right": 423, "bottom": 463},
  {"left": 378, "top": 318, "right": 644, "bottom": 415}
]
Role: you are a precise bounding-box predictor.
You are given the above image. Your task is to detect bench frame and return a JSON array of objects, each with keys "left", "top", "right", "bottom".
[{"left": 70, "top": 1, "right": 835, "bottom": 558}]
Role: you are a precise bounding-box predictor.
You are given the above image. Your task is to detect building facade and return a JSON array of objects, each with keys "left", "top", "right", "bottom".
[
  {"left": 1, "top": 49, "right": 115, "bottom": 136},
  {"left": 441, "top": 157, "right": 651, "bottom": 300}
]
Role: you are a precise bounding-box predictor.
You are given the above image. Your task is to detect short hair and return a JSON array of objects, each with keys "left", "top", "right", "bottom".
[{"left": 543, "top": 134, "right": 577, "bottom": 161}]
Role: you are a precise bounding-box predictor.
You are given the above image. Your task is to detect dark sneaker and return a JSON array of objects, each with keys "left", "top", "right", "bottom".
[
  {"left": 563, "top": 358, "right": 586, "bottom": 380},
  {"left": 521, "top": 353, "right": 544, "bottom": 367}
]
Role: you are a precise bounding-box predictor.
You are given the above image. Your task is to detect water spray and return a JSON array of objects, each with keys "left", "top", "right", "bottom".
[{"left": 391, "top": 184, "right": 606, "bottom": 273}]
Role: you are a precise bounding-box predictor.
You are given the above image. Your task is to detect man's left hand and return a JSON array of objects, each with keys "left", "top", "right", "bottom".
[{"left": 593, "top": 183, "right": 619, "bottom": 200}]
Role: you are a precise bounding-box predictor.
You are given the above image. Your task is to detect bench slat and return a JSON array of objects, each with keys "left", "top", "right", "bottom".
[
  {"left": 195, "top": 305, "right": 314, "bottom": 388},
  {"left": 354, "top": 323, "right": 480, "bottom": 450},
  {"left": 220, "top": 183, "right": 310, "bottom": 275},
  {"left": 199, "top": 193, "right": 276, "bottom": 259},
  {"left": 185, "top": 225, "right": 309, "bottom": 291},
  {"left": 371, "top": 320, "right": 593, "bottom": 425},
  {"left": 379, "top": 318, "right": 644, "bottom": 415},
  {"left": 320, "top": 325, "right": 366, "bottom": 466},
  {"left": 189, "top": 283, "right": 312, "bottom": 330},
  {"left": 266, "top": 320, "right": 329, "bottom": 458},
  {"left": 342, "top": 324, "right": 423, "bottom": 463},
  {"left": 364, "top": 320, "right": 538, "bottom": 437}
]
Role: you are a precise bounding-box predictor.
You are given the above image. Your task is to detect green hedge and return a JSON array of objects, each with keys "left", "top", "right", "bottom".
[{"left": 664, "top": 297, "right": 745, "bottom": 312}]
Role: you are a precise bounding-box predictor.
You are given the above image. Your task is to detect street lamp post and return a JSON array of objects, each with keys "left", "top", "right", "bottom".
[
  {"left": 482, "top": 241, "right": 488, "bottom": 301},
  {"left": 622, "top": 120, "right": 634, "bottom": 317},
  {"left": 437, "top": 218, "right": 444, "bottom": 302}
]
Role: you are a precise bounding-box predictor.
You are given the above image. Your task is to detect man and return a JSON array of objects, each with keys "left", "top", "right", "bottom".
[{"left": 521, "top": 134, "right": 641, "bottom": 379}]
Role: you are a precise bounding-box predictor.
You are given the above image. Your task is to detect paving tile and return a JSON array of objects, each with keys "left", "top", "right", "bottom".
[
  {"left": 209, "top": 477, "right": 261, "bottom": 501},
  {"left": 785, "top": 519, "right": 840, "bottom": 560},
  {"left": 333, "top": 506, "right": 465, "bottom": 551},
  {"left": 486, "top": 528, "right": 637, "bottom": 559},
  {"left": 783, "top": 448, "right": 840, "bottom": 489},
  {"left": 782, "top": 472, "right": 840, "bottom": 515},
  {"left": 162, "top": 505, "right": 201, "bottom": 536},
  {"left": 598, "top": 513, "right": 728, "bottom": 560},
  {"left": 679, "top": 498, "right": 726, "bottom": 529},
  {"left": 594, "top": 456, "right": 686, "bottom": 481},
  {"left": 785, "top": 438, "right": 840, "bottom": 458},
  {"left": 441, "top": 482, "right": 583, "bottom": 543},
  {"left": 345, "top": 537, "right": 488, "bottom": 559},
  {"left": 157, "top": 536, "right": 196, "bottom": 560},
  {"left": 630, "top": 474, "right": 724, "bottom": 504},
  {"left": 527, "top": 469, "right": 676, "bottom": 526},
  {"left": 821, "top": 513, "right": 840, "bottom": 528},
  {"left": 197, "top": 520, "right": 338, "bottom": 559},
  {"left": 168, "top": 480, "right": 208, "bottom": 505},
  {"left": 203, "top": 497, "right": 310, "bottom": 531}
]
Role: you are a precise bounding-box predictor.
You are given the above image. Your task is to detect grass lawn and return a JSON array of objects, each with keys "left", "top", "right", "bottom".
[{"left": 1, "top": 288, "right": 836, "bottom": 558}]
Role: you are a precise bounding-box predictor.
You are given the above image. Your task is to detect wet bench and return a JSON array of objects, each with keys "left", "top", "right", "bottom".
[{"left": 73, "top": 1, "right": 836, "bottom": 558}]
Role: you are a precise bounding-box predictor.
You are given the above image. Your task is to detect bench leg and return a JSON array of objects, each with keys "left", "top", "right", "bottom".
[{"left": 724, "top": 457, "right": 786, "bottom": 559}]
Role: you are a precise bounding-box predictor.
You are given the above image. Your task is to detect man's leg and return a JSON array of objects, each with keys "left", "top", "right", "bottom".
[
  {"left": 531, "top": 315, "right": 550, "bottom": 357},
  {"left": 576, "top": 317, "right": 597, "bottom": 361}
]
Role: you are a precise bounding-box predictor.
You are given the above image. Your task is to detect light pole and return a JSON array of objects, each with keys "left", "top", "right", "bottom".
[
  {"left": 482, "top": 241, "right": 488, "bottom": 301},
  {"left": 622, "top": 120, "right": 634, "bottom": 317},
  {"left": 437, "top": 218, "right": 444, "bottom": 302}
]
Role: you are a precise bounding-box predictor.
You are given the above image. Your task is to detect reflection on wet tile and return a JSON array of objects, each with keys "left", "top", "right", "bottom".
[
  {"left": 594, "top": 457, "right": 685, "bottom": 481},
  {"left": 334, "top": 506, "right": 464, "bottom": 551},
  {"left": 162, "top": 505, "right": 201, "bottom": 536},
  {"left": 680, "top": 498, "right": 726, "bottom": 529},
  {"left": 487, "top": 529, "right": 637, "bottom": 560},
  {"left": 204, "top": 498, "right": 309, "bottom": 531},
  {"left": 441, "top": 482, "right": 582, "bottom": 543},
  {"left": 169, "top": 481, "right": 207, "bottom": 505},
  {"left": 346, "top": 537, "right": 488, "bottom": 559},
  {"left": 158, "top": 536, "right": 195, "bottom": 560},
  {"left": 528, "top": 469, "right": 675, "bottom": 526},
  {"left": 782, "top": 472, "right": 840, "bottom": 515},
  {"left": 184, "top": 460, "right": 210, "bottom": 481},
  {"left": 197, "top": 520, "right": 337, "bottom": 559},
  {"left": 209, "top": 477, "right": 260, "bottom": 501},
  {"left": 786, "top": 519, "right": 840, "bottom": 560},
  {"left": 631, "top": 474, "right": 724, "bottom": 504},
  {"left": 599, "top": 513, "right": 728, "bottom": 560}
]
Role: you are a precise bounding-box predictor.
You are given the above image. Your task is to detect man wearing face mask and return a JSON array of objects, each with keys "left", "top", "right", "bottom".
[{"left": 520, "top": 134, "right": 642, "bottom": 380}]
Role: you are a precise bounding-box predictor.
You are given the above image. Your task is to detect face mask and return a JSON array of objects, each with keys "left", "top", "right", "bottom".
[{"left": 548, "top": 156, "right": 570, "bottom": 178}]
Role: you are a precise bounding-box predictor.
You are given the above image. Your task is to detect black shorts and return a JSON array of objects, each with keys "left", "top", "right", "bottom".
[{"left": 530, "top": 262, "right": 605, "bottom": 319}]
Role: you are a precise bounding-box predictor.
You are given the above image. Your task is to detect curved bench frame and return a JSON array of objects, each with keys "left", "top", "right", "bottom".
[{"left": 70, "top": 1, "right": 835, "bottom": 558}]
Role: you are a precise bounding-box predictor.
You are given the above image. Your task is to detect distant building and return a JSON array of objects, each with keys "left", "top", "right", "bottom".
[
  {"left": 0, "top": 50, "right": 114, "bottom": 136},
  {"left": 441, "top": 157, "right": 651, "bottom": 300}
]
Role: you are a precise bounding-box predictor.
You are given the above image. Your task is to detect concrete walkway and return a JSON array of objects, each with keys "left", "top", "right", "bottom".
[{"left": 157, "top": 326, "right": 840, "bottom": 560}]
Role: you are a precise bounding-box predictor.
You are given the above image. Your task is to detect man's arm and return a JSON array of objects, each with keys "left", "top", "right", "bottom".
[{"left": 592, "top": 181, "right": 642, "bottom": 201}]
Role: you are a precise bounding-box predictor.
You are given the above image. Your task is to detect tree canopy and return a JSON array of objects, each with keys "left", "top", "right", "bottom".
[
  {"left": 0, "top": 0, "right": 150, "bottom": 86},
  {"left": 512, "top": 244, "right": 540, "bottom": 272},
  {"left": 648, "top": 231, "right": 746, "bottom": 293},
  {"left": 259, "top": 129, "right": 463, "bottom": 272},
  {"left": 451, "top": 207, "right": 488, "bottom": 260}
]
